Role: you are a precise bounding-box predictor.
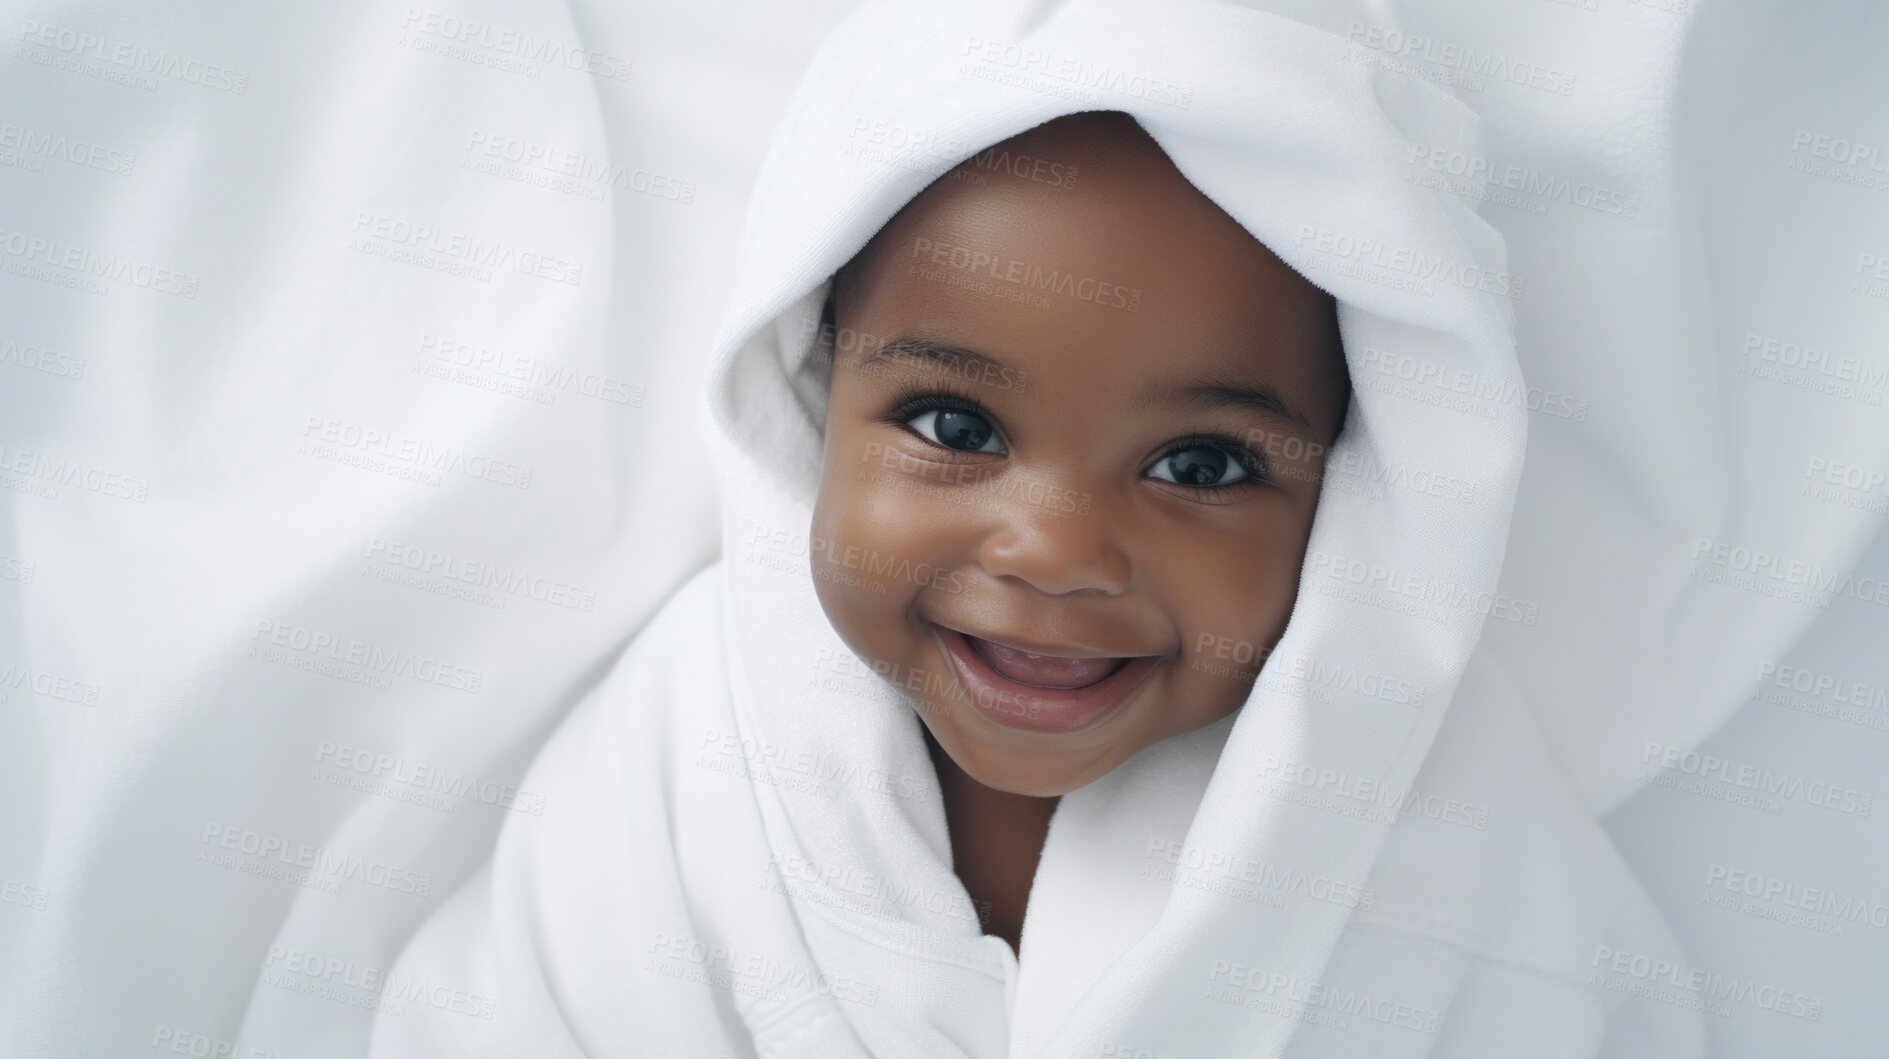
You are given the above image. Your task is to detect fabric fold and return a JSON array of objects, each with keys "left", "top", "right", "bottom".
[{"left": 374, "top": 1, "right": 1706, "bottom": 1055}]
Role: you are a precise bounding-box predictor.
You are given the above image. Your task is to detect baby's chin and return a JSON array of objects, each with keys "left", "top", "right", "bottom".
[{"left": 924, "top": 721, "right": 1125, "bottom": 798}]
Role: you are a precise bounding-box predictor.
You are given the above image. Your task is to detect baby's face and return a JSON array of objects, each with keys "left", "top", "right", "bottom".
[{"left": 811, "top": 119, "right": 1346, "bottom": 797}]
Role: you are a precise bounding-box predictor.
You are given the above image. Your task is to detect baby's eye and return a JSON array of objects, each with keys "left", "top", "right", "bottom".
[
  {"left": 1148, "top": 442, "right": 1255, "bottom": 488},
  {"left": 905, "top": 408, "right": 1005, "bottom": 454}
]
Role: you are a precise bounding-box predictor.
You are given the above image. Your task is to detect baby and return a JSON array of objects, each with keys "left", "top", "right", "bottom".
[{"left": 808, "top": 111, "right": 1351, "bottom": 953}]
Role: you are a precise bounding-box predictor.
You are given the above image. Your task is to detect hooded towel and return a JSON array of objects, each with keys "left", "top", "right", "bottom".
[{"left": 370, "top": 2, "right": 1703, "bottom": 1055}]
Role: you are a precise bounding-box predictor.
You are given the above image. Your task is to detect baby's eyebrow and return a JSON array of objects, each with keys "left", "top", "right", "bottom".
[
  {"left": 1137, "top": 382, "right": 1315, "bottom": 438},
  {"left": 856, "top": 336, "right": 1316, "bottom": 435},
  {"left": 855, "top": 337, "right": 1008, "bottom": 377}
]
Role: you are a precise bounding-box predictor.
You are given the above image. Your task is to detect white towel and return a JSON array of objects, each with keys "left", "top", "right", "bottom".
[{"left": 370, "top": 1, "right": 1703, "bottom": 1055}]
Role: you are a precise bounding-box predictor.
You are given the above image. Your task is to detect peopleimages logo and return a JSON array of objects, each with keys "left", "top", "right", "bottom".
[
  {"left": 398, "top": 8, "right": 632, "bottom": 81},
  {"left": 0, "top": 226, "right": 199, "bottom": 297},
  {"left": 1640, "top": 741, "right": 1872, "bottom": 815},
  {"left": 462, "top": 131, "right": 693, "bottom": 204},
  {"left": 1756, "top": 660, "right": 1888, "bottom": 711},
  {"left": 1356, "top": 347, "right": 1585, "bottom": 421},
  {"left": 911, "top": 237, "right": 1142, "bottom": 311},
  {"left": 315, "top": 740, "right": 546, "bottom": 815},
  {"left": 0, "top": 121, "right": 136, "bottom": 175},
  {"left": 1406, "top": 143, "right": 1639, "bottom": 218},
  {"left": 766, "top": 850, "right": 983, "bottom": 925},
  {"left": 349, "top": 212, "right": 584, "bottom": 287},
  {"left": 1343, "top": 21, "right": 1577, "bottom": 96},
  {"left": 365, "top": 537, "right": 596, "bottom": 612},
  {"left": 18, "top": 19, "right": 250, "bottom": 93},
  {"left": 418, "top": 333, "right": 644, "bottom": 406},
  {"left": 198, "top": 823, "right": 433, "bottom": 897},
  {"left": 250, "top": 619, "right": 485, "bottom": 694},
  {"left": 1705, "top": 863, "right": 1889, "bottom": 933},
  {"left": 262, "top": 944, "right": 497, "bottom": 1021},
  {"left": 1309, "top": 550, "right": 1539, "bottom": 626},
  {"left": 958, "top": 36, "right": 1193, "bottom": 109},
  {"left": 747, "top": 524, "right": 968, "bottom": 594},
  {"left": 1742, "top": 332, "right": 1889, "bottom": 389},
  {"left": 855, "top": 443, "right": 1093, "bottom": 516},
  {"left": 0, "top": 660, "right": 99, "bottom": 706},
  {"left": 0, "top": 337, "right": 86, "bottom": 380},
  {"left": 1143, "top": 837, "right": 1375, "bottom": 910},
  {"left": 1689, "top": 536, "right": 1889, "bottom": 608},
  {"left": 301, "top": 415, "right": 534, "bottom": 490},
  {"left": 645, "top": 930, "right": 880, "bottom": 1007},
  {"left": 1789, "top": 128, "right": 1889, "bottom": 174},
  {"left": 0, "top": 442, "right": 148, "bottom": 502},
  {"left": 1296, "top": 227, "right": 1524, "bottom": 299},
  {"left": 1590, "top": 945, "right": 1823, "bottom": 1021},
  {"left": 1206, "top": 961, "right": 1441, "bottom": 1034},
  {"left": 1256, "top": 756, "right": 1488, "bottom": 829},
  {"left": 694, "top": 727, "right": 931, "bottom": 801}
]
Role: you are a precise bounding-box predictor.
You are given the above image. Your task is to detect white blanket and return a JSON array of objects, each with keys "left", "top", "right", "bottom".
[
  {"left": 0, "top": 2, "right": 851, "bottom": 1056},
  {"left": 4, "top": 0, "right": 1886, "bottom": 1056},
  {"left": 367, "top": 2, "right": 1707, "bottom": 1055}
]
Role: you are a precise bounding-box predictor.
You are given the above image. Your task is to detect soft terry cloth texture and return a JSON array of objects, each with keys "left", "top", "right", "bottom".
[
  {"left": 369, "top": 2, "right": 1702, "bottom": 1055},
  {"left": 5, "top": 1, "right": 1887, "bottom": 1057},
  {"left": 0, "top": 3, "right": 855, "bottom": 1057}
]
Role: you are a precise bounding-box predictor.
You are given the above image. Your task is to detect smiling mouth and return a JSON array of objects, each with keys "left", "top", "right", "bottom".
[
  {"left": 932, "top": 625, "right": 1163, "bottom": 736},
  {"left": 965, "top": 636, "right": 1130, "bottom": 690}
]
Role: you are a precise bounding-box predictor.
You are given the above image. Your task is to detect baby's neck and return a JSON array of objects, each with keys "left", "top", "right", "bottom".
[{"left": 923, "top": 729, "right": 1060, "bottom": 956}]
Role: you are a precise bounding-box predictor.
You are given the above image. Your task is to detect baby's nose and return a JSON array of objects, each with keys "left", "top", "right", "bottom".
[{"left": 975, "top": 492, "right": 1129, "bottom": 596}]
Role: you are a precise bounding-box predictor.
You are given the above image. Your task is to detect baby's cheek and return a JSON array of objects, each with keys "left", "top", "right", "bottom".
[
  {"left": 841, "top": 443, "right": 982, "bottom": 569},
  {"left": 1172, "top": 630, "right": 1268, "bottom": 737},
  {"left": 1171, "top": 550, "right": 1299, "bottom": 702},
  {"left": 808, "top": 465, "right": 939, "bottom": 667}
]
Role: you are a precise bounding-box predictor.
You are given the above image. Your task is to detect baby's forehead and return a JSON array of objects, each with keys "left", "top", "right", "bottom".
[
  {"left": 910, "top": 113, "right": 1227, "bottom": 236},
  {"left": 849, "top": 113, "right": 1304, "bottom": 306},
  {"left": 832, "top": 113, "right": 1348, "bottom": 438},
  {"left": 855, "top": 145, "right": 1326, "bottom": 344}
]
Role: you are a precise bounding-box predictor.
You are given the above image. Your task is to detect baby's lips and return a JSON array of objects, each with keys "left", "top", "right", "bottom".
[{"left": 966, "top": 635, "right": 1126, "bottom": 690}]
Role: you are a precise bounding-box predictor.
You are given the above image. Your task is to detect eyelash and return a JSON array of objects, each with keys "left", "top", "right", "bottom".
[
  {"left": 880, "top": 387, "right": 1273, "bottom": 495},
  {"left": 883, "top": 383, "right": 993, "bottom": 435},
  {"left": 1152, "top": 433, "right": 1272, "bottom": 497}
]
